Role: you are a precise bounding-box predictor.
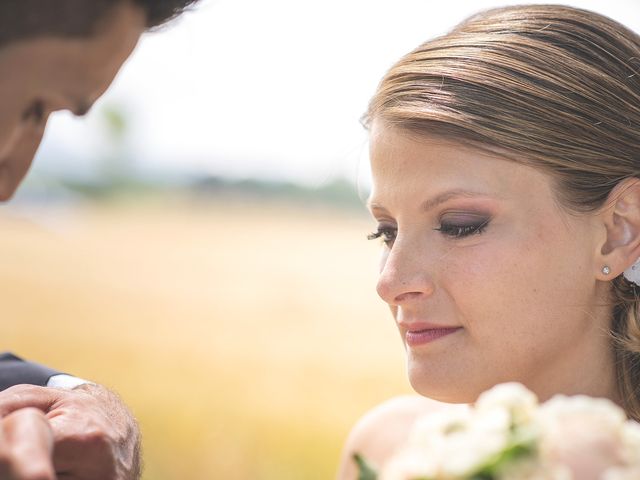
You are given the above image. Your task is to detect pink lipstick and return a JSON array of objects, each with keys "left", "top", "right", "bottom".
[{"left": 405, "top": 327, "right": 462, "bottom": 347}]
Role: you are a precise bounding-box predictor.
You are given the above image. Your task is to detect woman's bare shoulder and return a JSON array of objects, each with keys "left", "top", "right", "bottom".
[{"left": 336, "top": 395, "right": 454, "bottom": 480}]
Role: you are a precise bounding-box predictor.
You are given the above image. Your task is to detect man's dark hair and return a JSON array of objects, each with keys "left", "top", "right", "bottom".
[
  {"left": 0, "top": 0, "right": 200, "bottom": 46},
  {"left": 132, "top": 0, "right": 201, "bottom": 28}
]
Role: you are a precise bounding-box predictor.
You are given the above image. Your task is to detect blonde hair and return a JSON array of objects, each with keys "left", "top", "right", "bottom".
[{"left": 366, "top": 4, "right": 640, "bottom": 419}]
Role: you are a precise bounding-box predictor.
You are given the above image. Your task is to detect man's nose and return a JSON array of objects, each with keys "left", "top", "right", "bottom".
[
  {"left": 376, "top": 237, "right": 436, "bottom": 306},
  {"left": 0, "top": 121, "right": 47, "bottom": 201}
]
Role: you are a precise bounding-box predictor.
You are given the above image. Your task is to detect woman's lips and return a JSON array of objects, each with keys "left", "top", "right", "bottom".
[{"left": 405, "top": 327, "right": 462, "bottom": 347}]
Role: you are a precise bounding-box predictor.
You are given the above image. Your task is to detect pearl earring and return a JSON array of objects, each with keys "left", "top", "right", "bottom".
[{"left": 602, "top": 266, "right": 611, "bottom": 275}]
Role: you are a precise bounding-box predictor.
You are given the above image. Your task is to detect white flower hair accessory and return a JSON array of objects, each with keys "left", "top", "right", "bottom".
[{"left": 623, "top": 257, "right": 640, "bottom": 286}]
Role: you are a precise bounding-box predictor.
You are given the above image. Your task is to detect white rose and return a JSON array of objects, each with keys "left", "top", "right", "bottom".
[
  {"left": 438, "top": 408, "right": 511, "bottom": 476},
  {"left": 537, "top": 395, "right": 627, "bottom": 431},
  {"left": 476, "top": 383, "right": 539, "bottom": 427},
  {"left": 406, "top": 401, "right": 512, "bottom": 478},
  {"left": 620, "top": 420, "right": 640, "bottom": 465},
  {"left": 601, "top": 465, "right": 640, "bottom": 480},
  {"left": 380, "top": 446, "right": 438, "bottom": 480},
  {"left": 437, "top": 428, "right": 508, "bottom": 477},
  {"left": 408, "top": 405, "right": 473, "bottom": 448},
  {"left": 537, "top": 395, "right": 627, "bottom": 480}
]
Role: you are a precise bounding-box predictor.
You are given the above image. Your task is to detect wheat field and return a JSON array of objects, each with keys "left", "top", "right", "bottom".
[{"left": 0, "top": 198, "right": 413, "bottom": 479}]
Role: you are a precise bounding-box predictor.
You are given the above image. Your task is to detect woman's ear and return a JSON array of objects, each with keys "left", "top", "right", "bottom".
[{"left": 597, "top": 178, "right": 640, "bottom": 280}]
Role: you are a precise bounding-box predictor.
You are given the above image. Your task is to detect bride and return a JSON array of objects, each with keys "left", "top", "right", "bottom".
[{"left": 338, "top": 4, "right": 640, "bottom": 478}]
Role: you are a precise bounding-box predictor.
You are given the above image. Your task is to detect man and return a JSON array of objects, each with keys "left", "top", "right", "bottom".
[{"left": 0, "top": 1, "right": 199, "bottom": 478}]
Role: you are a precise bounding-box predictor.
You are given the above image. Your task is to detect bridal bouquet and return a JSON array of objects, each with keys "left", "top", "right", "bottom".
[{"left": 355, "top": 383, "right": 640, "bottom": 480}]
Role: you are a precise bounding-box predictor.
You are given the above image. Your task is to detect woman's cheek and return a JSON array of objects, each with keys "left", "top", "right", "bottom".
[
  {"left": 441, "top": 241, "right": 527, "bottom": 327},
  {"left": 441, "top": 242, "right": 506, "bottom": 289}
]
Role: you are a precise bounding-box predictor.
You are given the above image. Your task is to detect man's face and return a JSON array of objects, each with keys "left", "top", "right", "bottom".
[{"left": 0, "top": 2, "right": 146, "bottom": 200}]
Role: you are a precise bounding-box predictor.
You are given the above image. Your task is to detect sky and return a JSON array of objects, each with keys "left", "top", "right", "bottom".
[{"left": 31, "top": 0, "right": 640, "bottom": 187}]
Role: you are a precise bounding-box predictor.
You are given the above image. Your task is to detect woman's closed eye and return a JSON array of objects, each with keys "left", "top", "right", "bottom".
[
  {"left": 367, "top": 216, "right": 491, "bottom": 247},
  {"left": 435, "top": 216, "right": 491, "bottom": 238}
]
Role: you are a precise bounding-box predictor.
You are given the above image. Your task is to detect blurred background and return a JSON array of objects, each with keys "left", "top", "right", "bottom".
[{"left": 2, "top": 0, "right": 639, "bottom": 478}]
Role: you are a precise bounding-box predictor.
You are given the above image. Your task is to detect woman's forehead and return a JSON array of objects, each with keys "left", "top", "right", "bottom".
[{"left": 368, "top": 125, "right": 559, "bottom": 206}]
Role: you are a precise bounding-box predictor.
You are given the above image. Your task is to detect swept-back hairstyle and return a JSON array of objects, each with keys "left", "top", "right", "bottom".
[
  {"left": 366, "top": 5, "right": 640, "bottom": 419},
  {"left": 0, "top": 0, "right": 200, "bottom": 46}
]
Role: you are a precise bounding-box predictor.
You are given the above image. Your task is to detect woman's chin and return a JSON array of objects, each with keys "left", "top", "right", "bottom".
[
  {"left": 407, "top": 364, "right": 485, "bottom": 404},
  {"left": 408, "top": 377, "right": 474, "bottom": 404}
]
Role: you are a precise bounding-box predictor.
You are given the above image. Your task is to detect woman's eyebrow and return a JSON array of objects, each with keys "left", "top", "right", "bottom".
[
  {"left": 367, "top": 189, "right": 496, "bottom": 213},
  {"left": 421, "top": 189, "right": 493, "bottom": 212}
]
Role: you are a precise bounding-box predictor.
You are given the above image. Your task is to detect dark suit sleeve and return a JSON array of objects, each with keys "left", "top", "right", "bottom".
[{"left": 0, "top": 352, "right": 62, "bottom": 391}]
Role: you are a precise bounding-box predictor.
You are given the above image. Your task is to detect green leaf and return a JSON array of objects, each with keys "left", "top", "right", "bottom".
[
  {"left": 353, "top": 453, "right": 378, "bottom": 480},
  {"left": 471, "top": 438, "right": 536, "bottom": 478}
]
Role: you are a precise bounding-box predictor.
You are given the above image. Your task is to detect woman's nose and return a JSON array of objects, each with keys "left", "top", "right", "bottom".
[{"left": 376, "top": 240, "right": 435, "bottom": 306}]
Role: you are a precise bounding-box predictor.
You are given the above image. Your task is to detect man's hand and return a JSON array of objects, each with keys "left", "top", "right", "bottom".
[
  {"left": 0, "top": 384, "right": 141, "bottom": 480},
  {"left": 0, "top": 407, "right": 54, "bottom": 480}
]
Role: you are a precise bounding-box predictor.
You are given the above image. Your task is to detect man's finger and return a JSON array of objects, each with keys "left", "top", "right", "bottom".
[
  {"left": 0, "top": 386, "right": 59, "bottom": 417},
  {"left": 0, "top": 407, "right": 55, "bottom": 480}
]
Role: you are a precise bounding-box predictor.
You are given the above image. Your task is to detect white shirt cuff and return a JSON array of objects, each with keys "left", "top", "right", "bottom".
[{"left": 46, "top": 374, "right": 92, "bottom": 390}]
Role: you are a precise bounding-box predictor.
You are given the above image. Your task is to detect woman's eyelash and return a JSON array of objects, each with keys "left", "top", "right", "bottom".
[
  {"left": 434, "top": 218, "right": 491, "bottom": 238},
  {"left": 367, "top": 218, "right": 490, "bottom": 245},
  {"left": 367, "top": 227, "right": 397, "bottom": 245}
]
